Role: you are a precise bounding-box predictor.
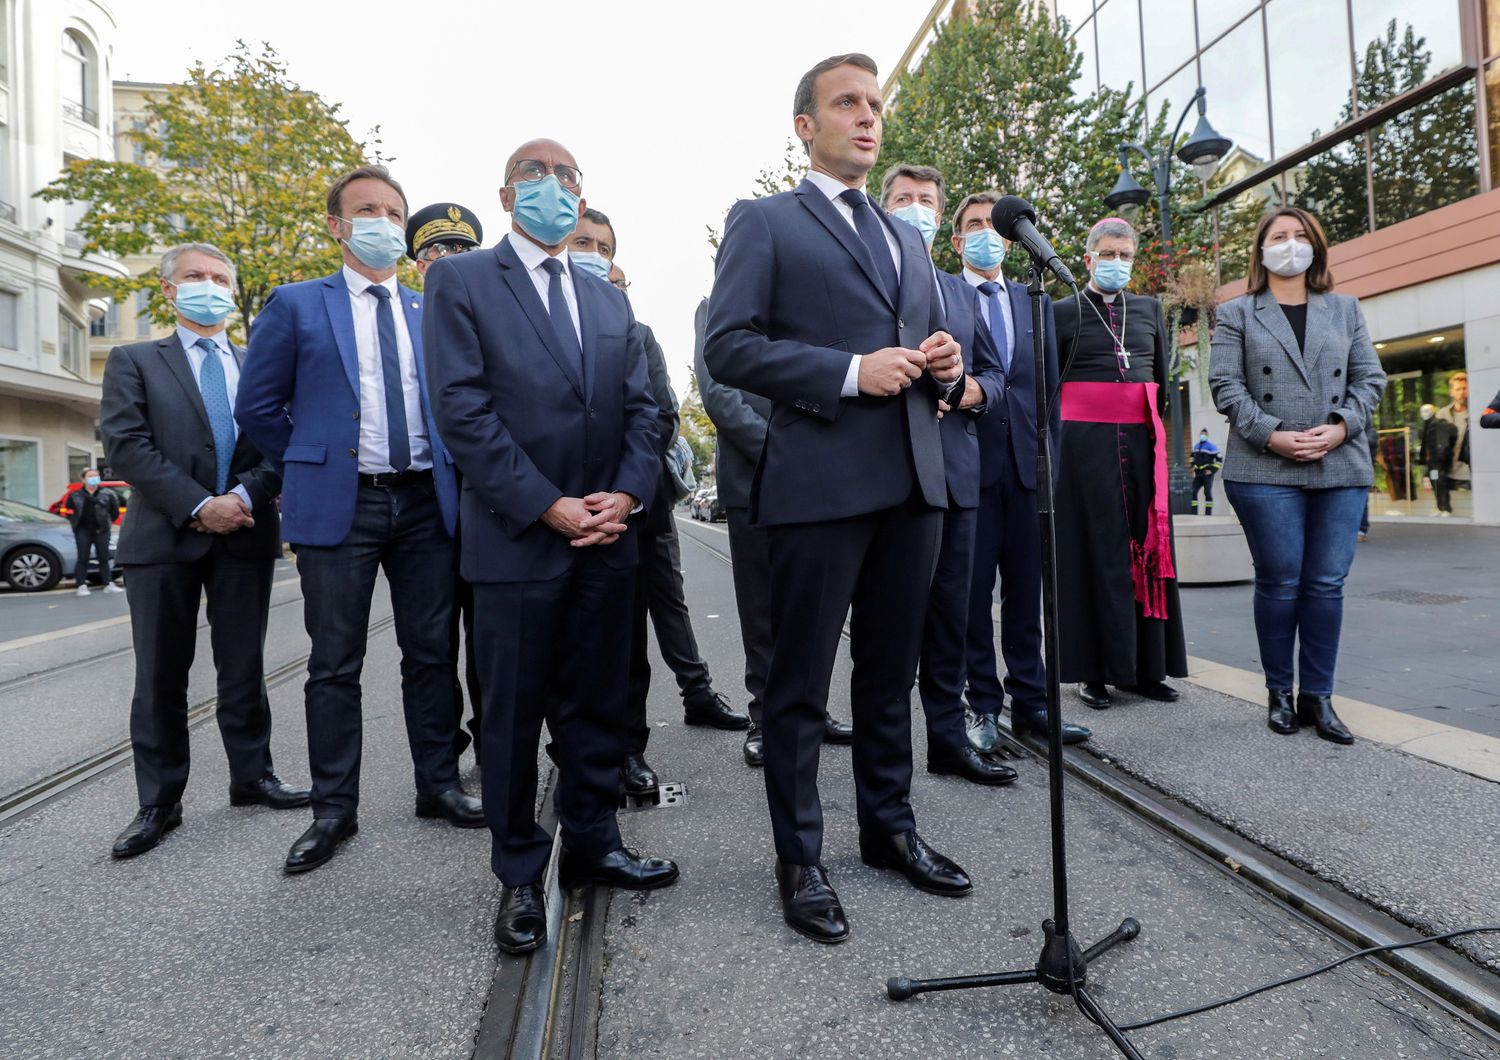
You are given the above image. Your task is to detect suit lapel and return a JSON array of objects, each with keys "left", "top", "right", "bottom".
[
  {"left": 158, "top": 334, "right": 211, "bottom": 433},
  {"left": 1302, "top": 291, "right": 1330, "bottom": 378},
  {"left": 1005, "top": 280, "right": 1031, "bottom": 375},
  {"left": 496, "top": 240, "right": 585, "bottom": 400},
  {"left": 320, "top": 272, "right": 362, "bottom": 397},
  {"left": 794, "top": 179, "right": 895, "bottom": 311},
  {"left": 1253, "top": 290, "right": 1311, "bottom": 387},
  {"left": 399, "top": 283, "right": 441, "bottom": 444},
  {"left": 892, "top": 219, "right": 927, "bottom": 330}
]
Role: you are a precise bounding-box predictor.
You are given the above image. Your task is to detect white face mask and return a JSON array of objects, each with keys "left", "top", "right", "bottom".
[{"left": 1261, "top": 239, "right": 1314, "bottom": 278}]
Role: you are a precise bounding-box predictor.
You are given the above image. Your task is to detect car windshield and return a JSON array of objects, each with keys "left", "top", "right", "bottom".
[{"left": 0, "top": 499, "right": 68, "bottom": 524}]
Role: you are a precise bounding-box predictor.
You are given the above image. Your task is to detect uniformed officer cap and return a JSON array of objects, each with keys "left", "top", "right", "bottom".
[{"left": 406, "top": 202, "right": 483, "bottom": 260}]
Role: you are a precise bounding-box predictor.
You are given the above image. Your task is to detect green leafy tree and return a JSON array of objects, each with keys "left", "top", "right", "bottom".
[
  {"left": 38, "top": 42, "right": 371, "bottom": 340},
  {"left": 1296, "top": 20, "right": 1479, "bottom": 246},
  {"left": 676, "top": 375, "right": 718, "bottom": 482}
]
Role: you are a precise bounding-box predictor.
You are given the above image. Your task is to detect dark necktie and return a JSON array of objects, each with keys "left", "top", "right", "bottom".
[
  {"left": 540, "top": 257, "right": 585, "bottom": 383},
  {"left": 839, "top": 189, "right": 899, "bottom": 304},
  {"left": 365, "top": 284, "right": 410, "bottom": 472},
  {"left": 194, "top": 337, "right": 236, "bottom": 493},
  {"left": 977, "top": 280, "right": 1011, "bottom": 372}
]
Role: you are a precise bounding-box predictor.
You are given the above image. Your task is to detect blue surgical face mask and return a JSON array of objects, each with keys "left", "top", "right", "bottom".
[
  {"left": 84, "top": 475, "right": 101, "bottom": 488},
  {"left": 171, "top": 279, "right": 237, "bottom": 326},
  {"left": 1092, "top": 259, "right": 1133, "bottom": 292},
  {"left": 962, "top": 228, "right": 1007, "bottom": 271},
  {"left": 512, "top": 175, "right": 581, "bottom": 247},
  {"left": 890, "top": 203, "right": 938, "bottom": 248},
  {"left": 570, "top": 250, "right": 611, "bottom": 281},
  {"left": 342, "top": 216, "right": 407, "bottom": 269}
]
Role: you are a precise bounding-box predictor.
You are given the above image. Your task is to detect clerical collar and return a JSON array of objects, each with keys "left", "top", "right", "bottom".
[{"left": 1088, "top": 284, "right": 1120, "bottom": 304}]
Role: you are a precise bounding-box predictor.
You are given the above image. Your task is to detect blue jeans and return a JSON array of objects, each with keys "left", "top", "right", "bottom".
[{"left": 1222, "top": 482, "right": 1366, "bottom": 696}]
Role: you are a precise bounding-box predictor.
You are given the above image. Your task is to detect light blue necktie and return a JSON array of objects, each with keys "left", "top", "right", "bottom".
[
  {"left": 978, "top": 280, "right": 1011, "bottom": 372},
  {"left": 195, "top": 337, "right": 236, "bottom": 494}
]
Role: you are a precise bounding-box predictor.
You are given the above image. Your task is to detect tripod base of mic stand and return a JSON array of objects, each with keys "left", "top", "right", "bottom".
[{"left": 887, "top": 917, "right": 1144, "bottom": 1060}]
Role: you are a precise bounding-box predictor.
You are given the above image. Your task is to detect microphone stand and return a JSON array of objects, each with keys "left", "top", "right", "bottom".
[{"left": 886, "top": 257, "right": 1145, "bottom": 1059}]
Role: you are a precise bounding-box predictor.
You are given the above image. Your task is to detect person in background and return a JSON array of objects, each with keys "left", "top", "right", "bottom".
[
  {"left": 65, "top": 468, "right": 122, "bottom": 596},
  {"left": 572, "top": 212, "right": 750, "bottom": 800},
  {"left": 407, "top": 202, "right": 486, "bottom": 764},
  {"left": 1209, "top": 207, "right": 1386, "bottom": 746},
  {"left": 1052, "top": 217, "right": 1186, "bottom": 712},
  {"left": 1417, "top": 403, "right": 1457, "bottom": 517},
  {"left": 1190, "top": 430, "right": 1222, "bottom": 515},
  {"left": 1481, "top": 388, "right": 1500, "bottom": 429},
  {"left": 1435, "top": 370, "right": 1470, "bottom": 497}
]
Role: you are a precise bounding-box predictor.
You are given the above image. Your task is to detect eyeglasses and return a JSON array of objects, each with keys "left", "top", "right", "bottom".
[
  {"left": 611, "top": 277, "right": 631, "bottom": 290},
  {"left": 1091, "top": 250, "right": 1135, "bottom": 262},
  {"left": 508, "top": 159, "right": 582, "bottom": 192},
  {"left": 421, "top": 242, "right": 476, "bottom": 261}
]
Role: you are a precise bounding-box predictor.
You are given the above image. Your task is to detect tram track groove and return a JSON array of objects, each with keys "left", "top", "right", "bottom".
[
  {"left": 673, "top": 515, "right": 1500, "bottom": 1047},
  {"left": 0, "top": 610, "right": 394, "bottom": 828}
]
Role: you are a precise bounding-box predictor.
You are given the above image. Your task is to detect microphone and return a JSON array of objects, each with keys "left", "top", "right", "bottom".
[{"left": 990, "top": 196, "right": 1076, "bottom": 287}]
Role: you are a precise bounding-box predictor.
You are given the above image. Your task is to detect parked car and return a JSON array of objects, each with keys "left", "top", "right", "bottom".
[
  {"left": 690, "top": 485, "right": 723, "bottom": 522},
  {"left": 49, "top": 479, "right": 133, "bottom": 526},
  {"left": 0, "top": 499, "right": 120, "bottom": 592}
]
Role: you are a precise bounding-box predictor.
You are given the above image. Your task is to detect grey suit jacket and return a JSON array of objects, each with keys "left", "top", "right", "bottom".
[
  {"left": 100, "top": 334, "right": 283, "bottom": 565},
  {"left": 1208, "top": 290, "right": 1386, "bottom": 487},
  {"left": 692, "top": 297, "right": 770, "bottom": 511}
]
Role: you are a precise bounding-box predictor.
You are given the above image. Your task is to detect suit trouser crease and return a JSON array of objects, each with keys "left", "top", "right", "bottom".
[
  {"left": 726, "top": 507, "right": 773, "bottom": 725},
  {"left": 763, "top": 503, "right": 940, "bottom": 865},
  {"left": 124, "top": 542, "right": 275, "bottom": 806},
  {"left": 917, "top": 506, "right": 977, "bottom": 752},
  {"left": 296, "top": 482, "right": 458, "bottom": 816},
  {"left": 475, "top": 555, "right": 634, "bottom": 885}
]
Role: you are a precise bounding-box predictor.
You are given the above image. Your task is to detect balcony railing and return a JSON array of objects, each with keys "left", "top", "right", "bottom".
[
  {"left": 0, "top": 201, "right": 15, "bottom": 224},
  {"left": 62, "top": 101, "right": 99, "bottom": 126}
]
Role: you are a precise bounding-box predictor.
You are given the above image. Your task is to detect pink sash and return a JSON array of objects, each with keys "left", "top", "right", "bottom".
[{"left": 1060, "top": 381, "right": 1176, "bottom": 619}]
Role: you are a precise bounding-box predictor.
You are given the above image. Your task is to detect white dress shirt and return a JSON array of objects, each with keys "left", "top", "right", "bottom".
[
  {"left": 504, "top": 232, "right": 583, "bottom": 343},
  {"left": 964, "top": 267, "right": 1016, "bottom": 366},
  {"left": 804, "top": 169, "right": 902, "bottom": 399},
  {"left": 177, "top": 324, "right": 251, "bottom": 515},
  {"left": 342, "top": 265, "right": 432, "bottom": 474}
]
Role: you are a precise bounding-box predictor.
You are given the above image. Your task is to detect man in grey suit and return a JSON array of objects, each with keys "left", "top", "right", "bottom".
[
  {"left": 101, "top": 242, "right": 309, "bottom": 859},
  {"left": 691, "top": 298, "right": 852, "bottom": 767}
]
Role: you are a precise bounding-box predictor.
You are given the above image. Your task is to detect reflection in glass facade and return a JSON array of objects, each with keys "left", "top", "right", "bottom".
[{"left": 1067, "top": 0, "right": 1483, "bottom": 247}]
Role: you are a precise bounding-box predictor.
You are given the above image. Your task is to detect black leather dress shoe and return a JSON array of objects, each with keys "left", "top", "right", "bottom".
[
  {"left": 559, "top": 846, "right": 680, "bottom": 891},
  {"left": 742, "top": 725, "right": 764, "bottom": 767},
  {"left": 777, "top": 862, "right": 849, "bottom": 944},
  {"left": 1267, "top": 690, "right": 1298, "bottom": 735},
  {"left": 494, "top": 883, "right": 547, "bottom": 955},
  {"left": 284, "top": 816, "right": 358, "bottom": 874},
  {"left": 229, "top": 773, "right": 311, "bottom": 810},
  {"left": 1079, "top": 683, "right": 1112, "bottom": 709},
  {"left": 859, "top": 830, "right": 972, "bottom": 896},
  {"left": 966, "top": 712, "right": 1000, "bottom": 753},
  {"left": 415, "top": 786, "right": 485, "bottom": 827},
  {"left": 928, "top": 743, "right": 1018, "bottom": 786},
  {"left": 683, "top": 691, "right": 752, "bottom": 730},
  {"left": 822, "top": 716, "right": 854, "bottom": 744},
  {"left": 111, "top": 803, "right": 182, "bottom": 859},
  {"left": 1297, "top": 692, "right": 1354, "bottom": 745},
  {"left": 1122, "top": 680, "right": 1180, "bottom": 702},
  {"left": 620, "top": 753, "right": 659, "bottom": 796},
  {"left": 1012, "top": 710, "right": 1092, "bottom": 745}
]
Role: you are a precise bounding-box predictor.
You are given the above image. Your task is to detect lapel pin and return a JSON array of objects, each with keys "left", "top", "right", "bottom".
[{"left": 410, "top": 299, "right": 419, "bottom": 309}]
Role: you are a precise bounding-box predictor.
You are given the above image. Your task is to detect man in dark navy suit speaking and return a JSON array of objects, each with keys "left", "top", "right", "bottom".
[
  {"left": 705, "top": 53, "right": 973, "bottom": 944},
  {"left": 423, "top": 139, "right": 678, "bottom": 957}
]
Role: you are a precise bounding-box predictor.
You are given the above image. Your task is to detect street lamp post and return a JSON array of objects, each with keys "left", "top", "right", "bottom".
[{"left": 1104, "top": 86, "right": 1232, "bottom": 516}]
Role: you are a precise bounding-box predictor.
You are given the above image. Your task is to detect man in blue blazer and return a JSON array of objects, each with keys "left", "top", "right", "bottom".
[
  {"left": 879, "top": 166, "right": 1017, "bottom": 788},
  {"left": 237, "top": 165, "right": 481, "bottom": 876},
  {"left": 953, "top": 191, "right": 1091, "bottom": 750},
  {"left": 423, "top": 139, "right": 679, "bottom": 957},
  {"left": 706, "top": 54, "right": 973, "bottom": 945}
]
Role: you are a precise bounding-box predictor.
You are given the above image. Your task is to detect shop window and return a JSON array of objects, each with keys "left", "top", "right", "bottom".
[
  {"left": 0, "top": 438, "right": 39, "bottom": 506},
  {"left": 1371, "top": 328, "right": 1470, "bottom": 519}
]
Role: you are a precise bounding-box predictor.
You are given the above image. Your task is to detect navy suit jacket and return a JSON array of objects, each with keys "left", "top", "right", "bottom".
[
  {"left": 933, "top": 270, "right": 1005, "bottom": 509},
  {"left": 236, "top": 271, "right": 457, "bottom": 547},
  {"left": 971, "top": 277, "right": 1060, "bottom": 492},
  {"left": 704, "top": 178, "right": 949, "bottom": 525},
  {"left": 421, "top": 237, "right": 660, "bottom": 584}
]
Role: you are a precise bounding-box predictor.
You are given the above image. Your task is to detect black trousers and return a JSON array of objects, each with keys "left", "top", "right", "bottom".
[
  {"left": 1192, "top": 470, "right": 1215, "bottom": 513},
  {"left": 295, "top": 480, "right": 458, "bottom": 817},
  {"left": 965, "top": 453, "right": 1046, "bottom": 722},
  {"left": 74, "top": 525, "right": 111, "bottom": 585},
  {"left": 1429, "top": 468, "right": 1452, "bottom": 513},
  {"left": 474, "top": 553, "right": 635, "bottom": 885},
  {"left": 725, "top": 507, "right": 772, "bottom": 726},
  {"left": 763, "top": 501, "right": 941, "bottom": 865},
  {"left": 625, "top": 518, "right": 714, "bottom": 753},
  {"left": 124, "top": 540, "right": 275, "bottom": 806},
  {"left": 916, "top": 506, "right": 976, "bottom": 754}
]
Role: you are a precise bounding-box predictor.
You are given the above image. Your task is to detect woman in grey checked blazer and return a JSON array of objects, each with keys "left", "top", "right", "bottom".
[{"left": 1208, "top": 207, "right": 1386, "bottom": 746}]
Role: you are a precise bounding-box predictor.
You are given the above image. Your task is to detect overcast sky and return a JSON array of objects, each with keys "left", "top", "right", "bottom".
[{"left": 112, "top": 0, "right": 930, "bottom": 393}]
